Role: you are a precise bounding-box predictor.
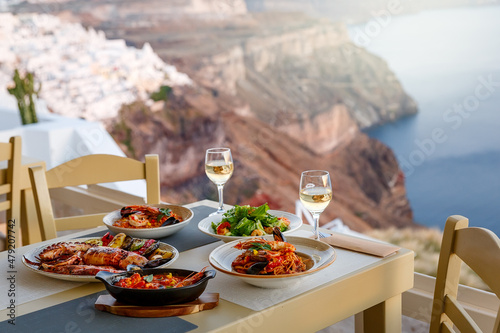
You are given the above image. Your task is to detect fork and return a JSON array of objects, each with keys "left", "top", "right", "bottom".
[{"left": 318, "top": 230, "right": 331, "bottom": 239}]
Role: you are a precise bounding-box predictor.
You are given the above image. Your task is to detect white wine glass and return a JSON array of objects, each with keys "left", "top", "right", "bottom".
[
  {"left": 205, "top": 148, "right": 234, "bottom": 216},
  {"left": 299, "top": 170, "right": 332, "bottom": 240}
]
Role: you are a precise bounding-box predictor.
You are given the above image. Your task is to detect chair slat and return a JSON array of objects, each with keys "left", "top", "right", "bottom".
[
  {"left": 45, "top": 155, "right": 145, "bottom": 188},
  {"left": 145, "top": 154, "right": 160, "bottom": 205},
  {"left": 54, "top": 213, "right": 108, "bottom": 231},
  {"left": 0, "top": 183, "right": 11, "bottom": 195},
  {"left": 0, "top": 200, "right": 10, "bottom": 212},
  {"left": 444, "top": 295, "right": 482, "bottom": 333},
  {"left": 29, "top": 165, "right": 58, "bottom": 240},
  {"left": 29, "top": 154, "right": 160, "bottom": 241},
  {"left": 0, "top": 136, "right": 22, "bottom": 250},
  {"left": 441, "top": 321, "right": 455, "bottom": 333},
  {"left": 0, "top": 142, "right": 12, "bottom": 161},
  {"left": 454, "top": 227, "right": 500, "bottom": 295}
]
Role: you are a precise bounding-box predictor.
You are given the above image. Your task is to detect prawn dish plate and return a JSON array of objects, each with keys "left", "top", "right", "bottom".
[
  {"left": 103, "top": 204, "right": 193, "bottom": 238},
  {"left": 198, "top": 210, "right": 302, "bottom": 243},
  {"left": 208, "top": 236, "right": 336, "bottom": 289},
  {"left": 22, "top": 238, "right": 179, "bottom": 282}
]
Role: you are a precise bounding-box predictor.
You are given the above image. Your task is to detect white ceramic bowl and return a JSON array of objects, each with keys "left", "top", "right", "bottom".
[
  {"left": 198, "top": 210, "right": 302, "bottom": 243},
  {"left": 22, "top": 238, "right": 179, "bottom": 282},
  {"left": 103, "top": 204, "right": 193, "bottom": 239},
  {"left": 208, "top": 236, "right": 336, "bottom": 289}
]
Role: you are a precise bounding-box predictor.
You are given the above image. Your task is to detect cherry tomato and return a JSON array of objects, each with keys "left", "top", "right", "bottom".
[{"left": 216, "top": 222, "right": 231, "bottom": 235}]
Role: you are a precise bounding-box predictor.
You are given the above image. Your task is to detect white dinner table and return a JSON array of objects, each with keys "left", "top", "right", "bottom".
[{"left": 0, "top": 199, "right": 414, "bottom": 333}]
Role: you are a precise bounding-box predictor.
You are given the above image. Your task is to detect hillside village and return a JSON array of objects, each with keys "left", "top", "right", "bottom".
[{"left": 0, "top": 12, "right": 192, "bottom": 121}]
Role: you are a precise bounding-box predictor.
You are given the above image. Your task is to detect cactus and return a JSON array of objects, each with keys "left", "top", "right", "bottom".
[{"left": 7, "top": 69, "right": 41, "bottom": 125}]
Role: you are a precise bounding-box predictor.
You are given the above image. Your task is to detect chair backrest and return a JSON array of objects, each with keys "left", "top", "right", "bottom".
[
  {"left": 0, "top": 136, "right": 22, "bottom": 250},
  {"left": 29, "top": 154, "right": 160, "bottom": 241},
  {"left": 429, "top": 215, "right": 500, "bottom": 333}
]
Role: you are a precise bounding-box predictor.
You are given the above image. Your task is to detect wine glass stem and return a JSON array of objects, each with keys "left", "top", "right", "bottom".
[
  {"left": 312, "top": 213, "right": 321, "bottom": 240},
  {"left": 216, "top": 184, "right": 225, "bottom": 213}
]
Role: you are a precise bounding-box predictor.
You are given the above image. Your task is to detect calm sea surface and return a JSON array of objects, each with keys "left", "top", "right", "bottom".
[{"left": 349, "top": 6, "right": 500, "bottom": 233}]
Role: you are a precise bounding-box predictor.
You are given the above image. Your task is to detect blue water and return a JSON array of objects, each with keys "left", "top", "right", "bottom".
[{"left": 349, "top": 6, "right": 500, "bottom": 233}]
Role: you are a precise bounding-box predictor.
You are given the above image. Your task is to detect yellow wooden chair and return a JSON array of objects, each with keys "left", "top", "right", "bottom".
[
  {"left": 429, "top": 215, "right": 500, "bottom": 333},
  {"left": 0, "top": 136, "right": 22, "bottom": 250},
  {"left": 29, "top": 154, "right": 160, "bottom": 241}
]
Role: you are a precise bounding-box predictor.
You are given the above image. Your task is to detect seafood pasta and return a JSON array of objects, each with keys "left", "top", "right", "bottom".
[{"left": 231, "top": 238, "right": 307, "bottom": 275}]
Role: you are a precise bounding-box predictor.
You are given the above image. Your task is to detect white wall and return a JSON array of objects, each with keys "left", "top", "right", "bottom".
[{"left": 0, "top": 101, "right": 147, "bottom": 198}]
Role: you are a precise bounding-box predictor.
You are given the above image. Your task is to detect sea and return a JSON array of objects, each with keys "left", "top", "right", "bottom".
[{"left": 348, "top": 5, "right": 500, "bottom": 234}]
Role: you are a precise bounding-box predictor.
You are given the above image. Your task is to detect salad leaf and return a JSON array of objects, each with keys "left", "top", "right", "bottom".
[
  {"left": 250, "top": 242, "right": 272, "bottom": 251},
  {"left": 249, "top": 203, "right": 269, "bottom": 218},
  {"left": 211, "top": 203, "right": 287, "bottom": 237},
  {"left": 233, "top": 217, "right": 264, "bottom": 236},
  {"left": 157, "top": 208, "right": 172, "bottom": 222}
]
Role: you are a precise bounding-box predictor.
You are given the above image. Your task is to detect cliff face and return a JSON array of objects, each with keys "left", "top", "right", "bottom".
[
  {"left": 98, "top": 10, "right": 418, "bottom": 230},
  {"left": 109, "top": 87, "right": 414, "bottom": 231},
  {"left": 144, "top": 12, "right": 417, "bottom": 131}
]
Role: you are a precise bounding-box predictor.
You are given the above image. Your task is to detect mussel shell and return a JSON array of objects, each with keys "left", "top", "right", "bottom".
[
  {"left": 160, "top": 216, "right": 178, "bottom": 227},
  {"left": 246, "top": 261, "right": 268, "bottom": 275},
  {"left": 272, "top": 226, "right": 286, "bottom": 242},
  {"left": 120, "top": 206, "right": 139, "bottom": 218}
]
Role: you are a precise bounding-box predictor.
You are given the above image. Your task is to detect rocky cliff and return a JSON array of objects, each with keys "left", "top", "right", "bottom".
[
  {"left": 110, "top": 85, "right": 415, "bottom": 231},
  {"left": 100, "top": 8, "right": 418, "bottom": 230},
  {"left": 137, "top": 12, "right": 418, "bottom": 131}
]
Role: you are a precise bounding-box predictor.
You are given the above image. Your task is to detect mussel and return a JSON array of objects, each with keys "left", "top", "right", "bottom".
[
  {"left": 126, "top": 255, "right": 173, "bottom": 270},
  {"left": 246, "top": 261, "right": 268, "bottom": 275},
  {"left": 160, "top": 216, "right": 179, "bottom": 227},
  {"left": 272, "top": 226, "right": 286, "bottom": 242},
  {"left": 120, "top": 206, "right": 140, "bottom": 218}
]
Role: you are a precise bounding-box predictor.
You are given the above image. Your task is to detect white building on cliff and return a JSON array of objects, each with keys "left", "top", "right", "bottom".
[{"left": 0, "top": 12, "right": 191, "bottom": 121}]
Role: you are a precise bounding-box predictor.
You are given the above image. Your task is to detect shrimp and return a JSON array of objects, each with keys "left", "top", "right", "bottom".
[
  {"left": 38, "top": 242, "right": 94, "bottom": 261},
  {"left": 250, "top": 229, "right": 265, "bottom": 236},
  {"left": 174, "top": 267, "right": 207, "bottom": 287}
]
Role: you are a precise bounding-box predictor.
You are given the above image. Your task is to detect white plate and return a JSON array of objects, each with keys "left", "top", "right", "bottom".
[
  {"left": 198, "top": 210, "right": 303, "bottom": 243},
  {"left": 208, "top": 236, "right": 336, "bottom": 288},
  {"left": 22, "top": 238, "right": 179, "bottom": 282},
  {"left": 102, "top": 204, "right": 193, "bottom": 239}
]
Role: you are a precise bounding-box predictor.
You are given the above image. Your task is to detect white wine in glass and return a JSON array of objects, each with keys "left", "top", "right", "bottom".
[
  {"left": 299, "top": 170, "right": 332, "bottom": 240},
  {"left": 205, "top": 148, "right": 233, "bottom": 215}
]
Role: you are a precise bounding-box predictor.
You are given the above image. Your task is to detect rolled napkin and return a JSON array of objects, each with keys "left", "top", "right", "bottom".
[{"left": 320, "top": 232, "right": 400, "bottom": 257}]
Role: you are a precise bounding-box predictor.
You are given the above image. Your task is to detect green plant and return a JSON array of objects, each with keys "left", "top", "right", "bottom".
[
  {"left": 7, "top": 69, "right": 41, "bottom": 125},
  {"left": 150, "top": 85, "right": 171, "bottom": 102}
]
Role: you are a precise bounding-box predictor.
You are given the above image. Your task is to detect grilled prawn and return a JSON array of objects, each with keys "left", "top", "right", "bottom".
[{"left": 25, "top": 242, "right": 151, "bottom": 276}]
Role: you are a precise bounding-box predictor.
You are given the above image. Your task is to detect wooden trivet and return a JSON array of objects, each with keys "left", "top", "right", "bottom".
[{"left": 95, "top": 292, "right": 219, "bottom": 317}]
